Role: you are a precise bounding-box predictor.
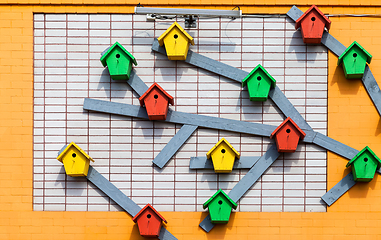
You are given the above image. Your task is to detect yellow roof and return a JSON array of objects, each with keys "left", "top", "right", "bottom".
[
  {"left": 206, "top": 138, "right": 240, "bottom": 159},
  {"left": 57, "top": 142, "right": 94, "bottom": 163},
  {"left": 157, "top": 22, "right": 195, "bottom": 46}
]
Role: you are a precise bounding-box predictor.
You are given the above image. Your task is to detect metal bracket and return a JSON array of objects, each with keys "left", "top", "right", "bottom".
[{"left": 185, "top": 15, "right": 197, "bottom": 28}]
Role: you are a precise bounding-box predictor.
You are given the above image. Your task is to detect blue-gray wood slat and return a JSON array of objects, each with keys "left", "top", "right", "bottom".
[
  {"left": 362, "top": 65, "right": 381, "bottom": 116},
  {"left": 83, "top": 98, "right": 277, "bottom": 137},
  {"left": 151, "top": 39, "right": 313, "bottom": 132},
  {"left": 312, "top": 132, "right": 359, "bottom": 160},
  {"left": 199, "top": 143, "right": 280, "bottom": 232},
  {"left": 321, "top": 172, "right": 357, "bottom": 206},
  {"left": 127, "top": 70, "right": 149, "bottom": 96},
  {"left": 189, "top": 156, "right": 260, "bottom": 169},
  {"left": 86, "top": 166, "right": 177, "bottom": 240},
  {"left": 153, "top": 124, "right": 198, "bottom": 168}
]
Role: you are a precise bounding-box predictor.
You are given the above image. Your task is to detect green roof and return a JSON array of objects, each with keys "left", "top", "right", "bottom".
[
  {"left": 100, "top": 42, "right": 137, "bottom": 67},
  {"left": 203, "top": 189, "right": 237, "bottom": 210},
  {"left": 242, "top": 64, "right": 276, "bottom": 88},
  {"left": 338, "top": 41, "right": 372, "bottom": 65},
  {"left": 346, "top": 146, "right": 381, "bottom": 168}
]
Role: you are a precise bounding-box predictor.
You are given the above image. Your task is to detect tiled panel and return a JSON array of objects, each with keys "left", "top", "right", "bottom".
[{"left": 33, "top": 14, "right": 327, "bottom": 212}]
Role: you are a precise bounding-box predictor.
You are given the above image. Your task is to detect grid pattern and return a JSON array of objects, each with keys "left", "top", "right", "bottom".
[{"left": 33, "top": 14, "right": 328, "bottom": 212}]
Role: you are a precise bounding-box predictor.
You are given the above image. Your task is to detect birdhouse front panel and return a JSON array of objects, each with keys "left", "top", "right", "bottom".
[
  {"left": 342, "top": 47, "right": 368, "bottom": 79},
  {"left": 105, "top": 47, "right": 133, "bottom": 80},
  {"left": 274, "top": 123, "right": 302, "bottom": 153},
  {"left": 300, "top": 11, "right": 326, "bottom": 44},
  {"left": 210, "top": 141, "right": 236, "bottom": 173},
  {"left": 61, "top": 146, "right": 90, "bottom": 177},
  {"left": 246, "top": 73, "right": 272, "bottom": 102},
  {"left": 207, "top": 195, "right": 234, "bottom": 224},
  {"left": 143, "top": 88, "right": 171, "bottom": 120},
  {"left": 135, "top": 208, "right": 163, "bottom": 237},
  {"left": 163, "top": 28, "right": 190, "bottom": 61},
  {"left": 352, "top": 153, "right": 379, "bottom": 182}
]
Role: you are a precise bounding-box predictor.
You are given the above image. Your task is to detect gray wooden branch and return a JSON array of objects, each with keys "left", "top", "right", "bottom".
[
  {"left": 189, "top": 156, "right": 260, "bottom": 170},
  {"left": 86, "top": 166, "right": 177, "bottom": 240},
  {"left": 199, "top": 143, "right": 280, "bottom": 232},
  {"left": 320, "top": 172, "right": 356, "bottom": 206},
  {"left": 362, "top": 65, "right": 381, "bottom": 116}
]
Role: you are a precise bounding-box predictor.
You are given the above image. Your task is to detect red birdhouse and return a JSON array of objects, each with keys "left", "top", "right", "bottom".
[
  {"left": 270, "top": 117, "right": 306, "bottom": 153},
  {"left": 295, "top": 5, "right": 331, "bottom": 44},
  {"left": 139, "top": 83, "right": 174, "bottom": 121},
  {"left": 132, "top": 204, "right": 167, "bottom": 238}
]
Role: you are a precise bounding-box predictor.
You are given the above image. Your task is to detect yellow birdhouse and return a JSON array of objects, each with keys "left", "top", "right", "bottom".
[
  {"left": 157, "top": 22, "right": 195, "bottom": 61},
  {"left": 206, "top": 138, "right": 240, "bottom": 173},
  {"left": 57, "top": 142, "right": 94, "bottom": 177}
]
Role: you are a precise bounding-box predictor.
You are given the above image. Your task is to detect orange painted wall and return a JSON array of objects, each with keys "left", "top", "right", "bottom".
[{"left": 1, "top": 2, "right": 381, "bottom": 240}]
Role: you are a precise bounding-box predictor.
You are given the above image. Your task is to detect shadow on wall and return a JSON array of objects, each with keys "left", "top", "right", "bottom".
[{"left": 330, "top": 64, "right": 361, "bottom": 95}]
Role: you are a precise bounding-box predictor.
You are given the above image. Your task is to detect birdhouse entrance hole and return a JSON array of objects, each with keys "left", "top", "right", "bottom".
[
  {"left": 116, "top": 54, "right": 120, "bottom": 58},
  {"left": 218, "top": 200, "right": 223, "bottom": 205},
  {"left": 257, "top": 76, "right": 261, "bottom": 81},
  {"left": 154, "top": 94, "right": 158, "bottom": 99},
  {"left": 221, "top": 149, "right": 226, "bottom": 153},
  {"left": 72, "top": 153, "right": 76, "bottom": 158},
  {"left": 353, "top": 53, "right": 357, "bottom": 58},
  {"left": 286, "top": 129, "right": 291, "bottom": 133},
  {"left": 311, "top": 16, "right": 316, "bottom": 21},
  {"left": 147, "top": 214, "right": 151, "bottom": 219},
  {"left": 174, "top": 34, "right": 178, "bottom": 39},
  {"left": 364, "top": 158, "right": 368, "bottom": 162}
]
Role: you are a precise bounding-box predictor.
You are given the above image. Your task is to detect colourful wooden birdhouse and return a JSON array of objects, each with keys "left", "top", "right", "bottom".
[
  {"left": 132, "top": 204, "right": 167, "bottom": 238},
  {"left": 206, "top": 138, "right": 240, "bottom": 173},
  {"left": 57, "top": 142, "right": 94, "bottom": 177},
  {"left": 270, "top": 117, "right": 306, "bottom": 153},
  {"left": 139, "top": 82, "right": 174, "bottom": 121},
  {"left": 100, "top": 41, "right": 137, "bottom": 80},
  {"left": 242, "top": 64, "right": 276, "bottom": 102},
  {"left": 157, "top": 22, "right": 195, "bottom": 61},
  {"left": 346, "top": 146, "right": 381, "bottom": 182},
  {"left": 203, "top": 189, "right": 237, "bottom": 224},
  {"left": 338, "top": 41, "right": 372, "bottom": 79},
  {"left": 295, "top": 5, "right": 331, "bottom": 44}
]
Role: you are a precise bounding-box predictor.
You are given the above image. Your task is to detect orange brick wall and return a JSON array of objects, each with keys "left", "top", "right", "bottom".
[{"left": 1, "top": 2, "right": 381, "bottom": 240}]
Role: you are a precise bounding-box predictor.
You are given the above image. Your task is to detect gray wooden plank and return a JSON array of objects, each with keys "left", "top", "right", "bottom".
[
  {"left": 153, "top": 124, "right": 198, "bottom": 168},
  {"left": 127, "top": 70, "right": 149, "bottom": 97},
  {"left": 321, "top": 172, "right": 356, "bottom": 206},
  {"left": 286, "top": 5, "right": 303, "bottom": 21},
  {"left": 83, "top": 98, "right": 277, "bottom": 137},
  {"left": 361, "top": 65, "right": 381, "bottom": 116},
  {"left": 86, "top": 166, "right": 177, "bottom": 240},
  {"left": 321, "top": 32, "right": 347, "bottom": 57},
  {"left": 189, "top": 156, "right": 260, "bottom": 169},
  {"left": 312, "top": 132, "right": 359, "bottom": 160},
  {"left": 199, "top": 143, "right": 280, "bottom": 233}
]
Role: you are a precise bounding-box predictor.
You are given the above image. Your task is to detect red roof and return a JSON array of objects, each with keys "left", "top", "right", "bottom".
[
  {"left": 270, "top": 117, "right": 306, "bottom": 140},
  {"left": 295, "top": 5, "right": 331, "bottom": 30},
  {"left": 139, "top": 82, "right": 174, "bottom": 107},
  {"left": 132, "top": 203, "right": 167, "bottom": 223}
]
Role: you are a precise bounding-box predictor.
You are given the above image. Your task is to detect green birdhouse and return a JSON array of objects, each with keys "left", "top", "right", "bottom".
[
  {"left": 100, "top": 42, "right": 137, "bottom": 80},
  {"left": 337, "top": 41, "right": 372, "bottom": 79},
  {"left": 203, "top": 189, "right": 237, "bottom": 224},
  {"left": 242, "top": 64, "right": 276, "bottom": 102},
  {"left": 346, "top": 146, "right": 381, "bottom": 182}
]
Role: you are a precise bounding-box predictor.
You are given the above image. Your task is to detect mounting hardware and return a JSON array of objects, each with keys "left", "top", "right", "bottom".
[{"left": 185, "top": 15, "right": 197, "bottom": 28}]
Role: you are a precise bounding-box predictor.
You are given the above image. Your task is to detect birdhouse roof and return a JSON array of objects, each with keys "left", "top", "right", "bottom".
[
  {"left": 132, "top": 203, "right": 167, "bottom": 223},
  {"left": 295, "top": 5, "right": 331, "bottom": 30},
  {"left": 157, "top": 22, "right": 195, "bottom": 46},
  {"left": 57, "top": 142, "right": 94, "bottom": 163},
  {"left": 203, "top": 189, "right": 237, "bottom": 210},
  {"left": 338, "top": 41, "right": 372, "bottom": 65},
  {"left": 100, "top": 41, "right": 137, "bottom": 67},
  {"left": 139, "top": 82, "right": 174, "bottom": 106},
  {"left": 270, "top": 117, "right": 306, "bottom": 140},
  {"left": 206, "top": 138, "right": 240, "bottom": 159},
  {"left": 346, "top": 146, "right": 381, "bottom": 168},
  {"left": 242, "top": 64, "right": 276, "bottom": 88}
]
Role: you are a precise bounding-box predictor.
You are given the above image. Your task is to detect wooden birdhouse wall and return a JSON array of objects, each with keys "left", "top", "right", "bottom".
[
  {"left": 273, "top": 123, "right": 302, "bottom": 153},
  {"left": 135, "top": 208, "right": 163, "bottom": 237},
  {"left": 300, "top": 11, "right": 326, "bottom": 44},
  {"left": 105, "top": 47, "right": 133, "bottom": 80},
  {"left": 352, "top": 154, "right": 379, "bottom": 182},
  {"left": 210, "top": 141, "right": 236, "bottom": 173},
  {"left": 143, "top": 87, "right": 171, "bottom": 120},
  {"left": 61, "top": 147, "right": 90, "bottom": 177},
  {"left": 163, "top": 28, "right": 190, "bottom": 60},
  {"left": 342, "top": 46, "right": 368, "bottom": 79},
  {"left": 207, "top": 195, "right": 234, "bottom": 223},
  {"left": 246, "top": 73, "right": 272, "bottom": 101}
]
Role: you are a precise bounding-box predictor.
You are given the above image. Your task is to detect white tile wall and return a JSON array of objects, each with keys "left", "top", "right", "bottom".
[{"left": 33, "top": 14, "right": 327, "bottom": 212}]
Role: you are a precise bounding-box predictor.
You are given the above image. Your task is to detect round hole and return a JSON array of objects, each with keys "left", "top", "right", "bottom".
[
  {"left": 116, "top": 54, "right": 120, "bottom": 58},
  {"left": 257, "top": 76, "right": 262, "bottom": 81},
  {"left": 286, "top": 129, "right": 291, "bottom": 133},
  {"left": 154, "top": 94, "right": 159, "bottom": 99},
  {"left": 174, "top": 34, "right": 178, "bottom": 39},
  {"left": 218, "top": 200, "right": 223, "bottom": 205},
  {"left": 221, "top": 149, "right": 226, "bottom": 154},
  {"left": 353, "top": 53, "right": 357, "bottom": 58},
  {"left": 364, "top": 158, "right": 368, "bottom": 162},
  {"left": 72, "top": 153, "right": 76, "bottom": 158},
  {"left": 311, "top": 17, "right": 316, "bottom": 21},
  {"left": 147, "top": 214, "right": 151, "bottom": 219}
]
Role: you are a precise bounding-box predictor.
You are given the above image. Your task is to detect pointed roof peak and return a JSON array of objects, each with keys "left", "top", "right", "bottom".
[
  {"left": 157, "top": 22, "right": 195, "bottom": 46},
  {"left": 295, "top": 5, "right": 331, "bottom": 30},
  {"left": 203, "top": 189, "right": 237, "bottom": 210},
  {"left": 132, "top": 203, "right": 167, "bottom": 223},
  {"left": 242, "top": 64, "right": 276, "bottom": 88},
  {"left": 206, "top": 138, "right": 240, "bottom": 159},
  {"left": 100, "top": 42, "right": 137, "bottom": 67},
  {"left": 139, "top": 82, "right": 174, "bottom": 107},
  {"left": 57, "top": 142, "right": 94, "bottom": 163},
  {"left": 346, "top": 146, "right": 381, "bottom": 168},
  {"left": 338, "top": 41, "right": 372, "bottom": 65},
  {"left": 270, "top": 117, "right": 306, "bottom": 139}
]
